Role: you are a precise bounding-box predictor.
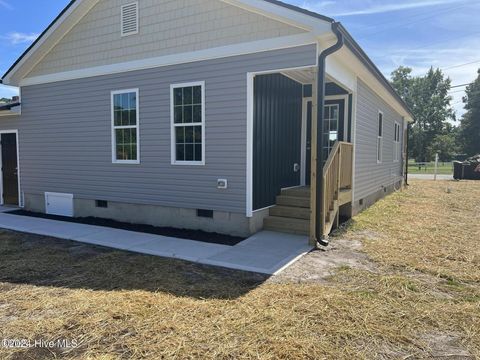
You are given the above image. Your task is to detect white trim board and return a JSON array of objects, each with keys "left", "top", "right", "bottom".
[
  {"left": 301, "top": 97, "right": 312, "bottom": 186},
  {"left": 246, "top": 72, "right": 255, "bottom": 217},
  {"left": 221, "top": 0, "right": 331, "bottom": 34},
  {"left": 0, "top": 130, "right": 21, "bottom": 207},
  {"left": 19, "top": 34, "right": 317, "bottom": 87}
]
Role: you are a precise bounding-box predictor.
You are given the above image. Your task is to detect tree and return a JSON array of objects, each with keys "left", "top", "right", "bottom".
[
  {"left": 427, "top": 132, "right": 458, "bottom": 162},
  {"left": 459, "top": 69, "right": 480, "bottom": 156},
  {"left": 391, "top": 67, "right": 456, "bottom": 162}
]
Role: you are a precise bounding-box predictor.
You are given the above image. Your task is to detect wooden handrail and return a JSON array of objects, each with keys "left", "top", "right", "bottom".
[{"left": 320, "top": 141, "right": 354, "bottom": 237}]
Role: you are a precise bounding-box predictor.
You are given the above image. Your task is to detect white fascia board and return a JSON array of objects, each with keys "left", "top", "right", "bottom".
[
  {"left": 222, "top": 0, "right": 332, "bottom": 35},
  {"left": 20, "top": 33, "right": 317, "bottom": 86},
  {"left": 3, "top": 0, "right": 99, "bottom": 86},
  {"left": 328, "top": 47, "right": 413, "bottom": 121}
]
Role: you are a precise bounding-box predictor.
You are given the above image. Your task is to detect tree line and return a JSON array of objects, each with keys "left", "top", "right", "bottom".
[{"left": 390, "top": 67, "right": 480, "bottom": 162}]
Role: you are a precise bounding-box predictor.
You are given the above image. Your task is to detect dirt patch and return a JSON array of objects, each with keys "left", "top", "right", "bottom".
[
  {"left": 419, "top": 332, "right": 474, "bottom": 359},
  {"left": 271, "top": 238, "right": 377, "bottom": 284}
]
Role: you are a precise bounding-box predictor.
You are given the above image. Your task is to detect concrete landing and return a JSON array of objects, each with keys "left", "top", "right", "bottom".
[{"left": 0, "top": 211, "right": 312, "bottom": 275}]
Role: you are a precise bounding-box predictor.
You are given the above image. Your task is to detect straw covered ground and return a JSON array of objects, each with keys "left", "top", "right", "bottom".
[{"left": 0, "top": 180, "right": 478, "bottom": 359}]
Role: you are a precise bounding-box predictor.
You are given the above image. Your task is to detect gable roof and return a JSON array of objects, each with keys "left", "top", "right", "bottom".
[
  {"left": 0, "top": 0, "right": 413, "bottom": 119},
  {"left": 1, "top": 0, "right": 77, "bottom": 84}
]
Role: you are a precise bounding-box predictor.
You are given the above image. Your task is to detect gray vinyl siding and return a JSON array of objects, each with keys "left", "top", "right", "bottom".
[
  {"left": 1, "top": 45, "right": 316, "bottom": 214},
  {"left": 354, "top": 79, "right": 404, "bottom": 201}
]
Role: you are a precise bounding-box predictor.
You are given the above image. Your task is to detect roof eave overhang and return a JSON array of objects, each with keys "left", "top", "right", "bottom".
[
  {"left": 1, "top": 0, "right": 334, "bottom": 86},
  {"left": 0, "top": 0, "right": 414, "bottom": 122},
  {"left": 1, "top": 0, "right": 99, "bottom": 86},
  {"left": 337, "top": 24, "right": 414, "bottom": 121}
]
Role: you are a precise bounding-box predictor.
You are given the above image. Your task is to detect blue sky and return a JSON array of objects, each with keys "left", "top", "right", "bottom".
[{"left": 1, "top": 0, "right": 479, "bottom": 117}]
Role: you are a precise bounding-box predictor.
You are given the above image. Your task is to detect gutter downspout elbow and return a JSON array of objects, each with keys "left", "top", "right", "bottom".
[{"left": 315, "top": 22, "right": 344, "bottom": 247}]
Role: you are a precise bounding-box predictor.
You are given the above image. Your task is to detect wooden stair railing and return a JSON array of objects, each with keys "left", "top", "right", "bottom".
[{"left": 321, "top": 141, "right": 354, "bottom": 238}]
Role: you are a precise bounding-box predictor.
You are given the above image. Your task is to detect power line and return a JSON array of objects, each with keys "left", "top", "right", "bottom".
[
  {"left": 442, "top": 60, "right": 480, "bottom": 70},
  {"left": 450, "top": 83, "right": 471, "bottom": 89}
]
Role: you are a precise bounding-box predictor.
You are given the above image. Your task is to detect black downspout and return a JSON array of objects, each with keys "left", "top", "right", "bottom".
[
  {"left": 315, "top": 22, "right": 344, "bottom": 247},
  {"left": 405, "top": 123, "right": 409, "bottom": 186}
]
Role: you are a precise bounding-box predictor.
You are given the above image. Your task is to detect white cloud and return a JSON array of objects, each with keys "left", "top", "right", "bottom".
[
  {"left": 4, "top": 32, "right": 39, "bottom": 45},
  {"left": 302, "top": 0, "right": 464, "bottom": 17},
  {"left": 375, "top": 43, "right": 480, "bottom": 118},
  {"left": 338, "top": 0, "right": 461, "bottom": 16}
]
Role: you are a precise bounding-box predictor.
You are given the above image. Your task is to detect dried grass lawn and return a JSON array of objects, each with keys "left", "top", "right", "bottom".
[{"left": 0, "top": 180, "right": 479, "bottom": 359}]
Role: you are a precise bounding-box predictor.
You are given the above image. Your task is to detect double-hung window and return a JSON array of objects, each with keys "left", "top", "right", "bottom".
[
  {"left": 112, "top": 89, "right": 139, "bottom": 164},
  {"left": 171, "top": 82, "right": 205, "bottom": 165},
  {"left": 377, "top": 111, "right": 383, "bottom": 163},
  {"left": 394, "top": 122, "right": 401, "bottom": 162}
]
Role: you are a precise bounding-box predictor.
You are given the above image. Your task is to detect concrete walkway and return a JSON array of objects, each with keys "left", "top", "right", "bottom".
[
  {"left": 408, "top": 174, "right": 453, "bottom": 180},
  {"left": 0, "top": 209, "right": 312, "bottom": 275}
]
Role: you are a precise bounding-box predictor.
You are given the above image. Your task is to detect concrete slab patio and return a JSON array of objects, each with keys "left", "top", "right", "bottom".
[{"left": 0, "top": 209, "right": 312, "bottom": 275}]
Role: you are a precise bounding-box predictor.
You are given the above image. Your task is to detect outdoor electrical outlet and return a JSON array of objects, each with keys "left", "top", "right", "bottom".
[{"left": 217, "top": 179, "right": 228, "bottom": 189}]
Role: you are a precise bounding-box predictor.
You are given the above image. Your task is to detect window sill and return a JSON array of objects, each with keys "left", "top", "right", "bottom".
[
  {"left": 171, "top": 161, "right": 205, "bottom": 166},
  {"left": 112, "top": 160, "right": 141, "bottom": 165}
]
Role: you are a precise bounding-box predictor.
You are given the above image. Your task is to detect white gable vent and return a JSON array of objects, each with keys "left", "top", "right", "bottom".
[{"left": 121, "top": 2, "right": 138, "bottom": 36}]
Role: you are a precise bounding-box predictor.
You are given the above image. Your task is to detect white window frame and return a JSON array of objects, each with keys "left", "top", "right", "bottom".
[
  {"left": 111, "top": 88, "right": 140, "bottom": 164},
  {"left": 377, "top": 111, "right": 383, "bottom": 164},
  {"left": 394, "top": 122, "right": 401, "bottom": 162},
  {"left": 170, "top": 81, "right": 206, "bottom": 166},
  {"left": 121, "top": 2, "right": 139, "bottom": 37}
]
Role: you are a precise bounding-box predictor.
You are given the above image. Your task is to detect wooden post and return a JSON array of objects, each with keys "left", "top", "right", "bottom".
[
  {"left": 309, "top": 69, "right": 319, "bottom": 247},
  {"left": 434, "top": 153, "right": 439, "bottom": 181}
]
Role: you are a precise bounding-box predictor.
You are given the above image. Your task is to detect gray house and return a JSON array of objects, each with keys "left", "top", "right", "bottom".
[{"left": 0, "top": 0, "right": 413, "bottom": 246}]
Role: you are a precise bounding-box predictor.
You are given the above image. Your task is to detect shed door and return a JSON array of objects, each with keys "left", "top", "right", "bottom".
[{"left": 1, "top": 133, "right": 19, "bottom": 205}]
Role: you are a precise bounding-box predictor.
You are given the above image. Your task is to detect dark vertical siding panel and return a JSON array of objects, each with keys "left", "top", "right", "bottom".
[{"left": 253, "top": 73, "right": 302, "bottom": 210}]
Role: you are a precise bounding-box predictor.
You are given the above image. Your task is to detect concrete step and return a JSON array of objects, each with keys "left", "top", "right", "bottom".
[
  {"left": 276, "top": 195, "right": 310, "bottom": 208},
  {"left": 281, "top": 187, "right": 310, "bottom": 198},
  {"left": 270, "top": 205, "right": 310, "bottom": 220},
  {"left": 264, "top": 216, "right": 309, "bottom": 236}
]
